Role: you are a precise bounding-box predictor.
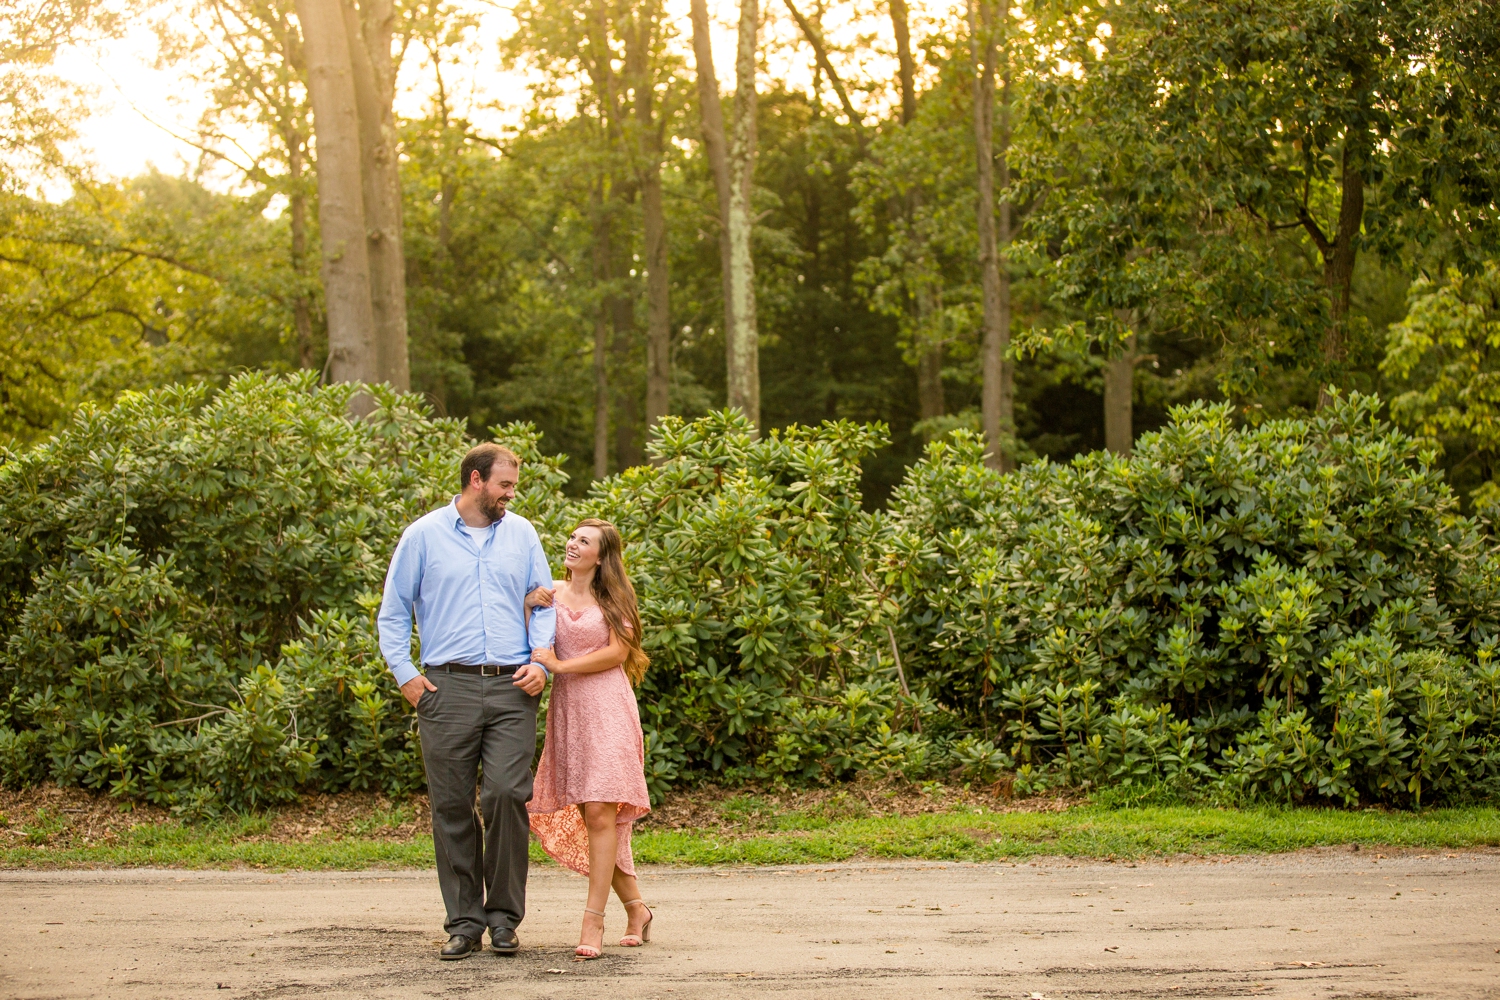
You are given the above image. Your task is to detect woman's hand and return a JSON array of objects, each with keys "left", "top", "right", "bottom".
[
  {"left": 532, "top": 646, "right": 561, "bottom": 671},
  {"left": 525, "top": 586, "right": 555, "bottom": 611}
]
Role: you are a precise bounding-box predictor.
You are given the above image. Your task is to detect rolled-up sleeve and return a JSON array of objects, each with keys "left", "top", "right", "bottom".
[
  {"left": 525, "top": 527, "right": 556, "bottom": 652},
  {"left": 378, "top": 526, "right": 424, "bottom": 687}
]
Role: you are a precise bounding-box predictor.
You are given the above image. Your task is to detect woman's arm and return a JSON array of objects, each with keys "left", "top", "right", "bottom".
[{"left": 532, "top": 629, "right": 626, "bottom": 676}]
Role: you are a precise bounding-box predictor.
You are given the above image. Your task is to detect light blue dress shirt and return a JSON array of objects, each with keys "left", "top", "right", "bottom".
[{"left": 378, "top": 498, "right": 557, "bottom": 687}]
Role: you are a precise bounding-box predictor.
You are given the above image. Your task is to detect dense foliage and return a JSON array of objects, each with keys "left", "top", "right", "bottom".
[
  {"left": 0, "top": 374, "right": 465, "bottom": 811},
  {"left": 881, "top": 395, "right": 1500, "bottom": 804},
  {"left": 14, "top": 0, "right": 1495, "bottom": 504},
  {"left": 4, "top": 377, "right": 1499, "bottom": 810}
]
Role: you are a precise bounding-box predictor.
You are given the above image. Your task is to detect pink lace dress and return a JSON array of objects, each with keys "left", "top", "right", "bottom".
[{"left": 528, "top": 601, "right": 651, "bottom": 876}]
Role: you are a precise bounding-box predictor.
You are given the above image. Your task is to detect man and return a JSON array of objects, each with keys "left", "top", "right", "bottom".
[{"left": 378, "top": 442, "right": 555, "bottom": 960}]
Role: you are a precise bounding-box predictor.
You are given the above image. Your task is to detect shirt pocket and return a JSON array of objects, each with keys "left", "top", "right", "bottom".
[{"left": 484, "top": 545, "right": 528, "bottom": 597}]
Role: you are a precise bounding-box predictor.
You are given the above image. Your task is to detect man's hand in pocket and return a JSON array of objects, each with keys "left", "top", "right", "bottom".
[{"left": 402, "top": 674, "right": 437, "bottom": 708}]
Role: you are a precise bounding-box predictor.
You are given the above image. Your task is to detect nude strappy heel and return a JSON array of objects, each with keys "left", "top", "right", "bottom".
[
  {"left": 576, "top": 907, "right": 606, "bottom": 959},
  {"left": 619, "top": 898, "right": 653, "bottom": 947}
]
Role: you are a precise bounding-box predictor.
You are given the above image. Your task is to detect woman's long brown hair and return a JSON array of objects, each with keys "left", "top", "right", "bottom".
[{"left": 566, "top": 518, "right": 649, "bottom": 685}]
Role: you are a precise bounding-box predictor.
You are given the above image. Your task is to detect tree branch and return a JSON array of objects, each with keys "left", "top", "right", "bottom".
[{"left": 782, "top": 0, "right": 864, "bottom": 136}]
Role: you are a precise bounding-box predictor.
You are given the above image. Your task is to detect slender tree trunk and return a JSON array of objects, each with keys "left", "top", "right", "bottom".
[
  {"left": 592, "top": 184, "right": 612, "bottom": 479},
  {"left": 609, "top": 227, "right": 641, "bottom": 470},
  {"left": 287, "top": 139, "right": 316, "bottom": 370},
  {"left": 972, "top": 0, "right": 1012, "bottom": 470},
  {"left": 725, "top": 0, "right": 760, "bottom": 427},
  {"left": 996, "top": 54, "right": 1014, "bottom": 460},
  {"left": 342, "top": 0, "right": 408, "bottom": 391},
  {"left": 641, "top": 165, "right": 670, "bottom": 435},
  {"left": 917, "top": 338, "right": 945, "bottom": 423},
  {"left": 629, "top": 7, "right": 671, "bottom": 445},
  {"left": 916, "top": 281, "right": 943, "bottom": 426},
  {"left": 1105, "top": 311, "right": 1135, "bottom": 456},
  {"left": 593, "top": 306, "right": 611, "bottom": 479},
  {"left": 688, "top": 0, "right": 739, "bottom": 407},
  {"left": 891, "top": 0, "right": 943, "bottom": 433},
  {"left": 890, "top": 0, "right": 917, "bottom": 125},
  {"left": 295, "top": 0, "right": 378, "bottom": 396},
  {"left": 1303, "top": 143, "right": 1364, "bottom": 409}
]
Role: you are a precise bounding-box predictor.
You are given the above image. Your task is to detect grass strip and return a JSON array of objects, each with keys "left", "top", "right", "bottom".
[
  {"left": 630, "top": 805, "right": 1500, "bottom": 866},
  {"left": 4, "top": 805, "right": 1497, "bottom": 870}
]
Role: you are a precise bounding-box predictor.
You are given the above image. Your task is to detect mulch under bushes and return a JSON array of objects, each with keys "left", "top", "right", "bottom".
[
  {"left": 639, "top": 779, "right": 1079, "bottom": 834},
  {"left": 0, "top": 779, "right": 1076, "bottom": 850}
]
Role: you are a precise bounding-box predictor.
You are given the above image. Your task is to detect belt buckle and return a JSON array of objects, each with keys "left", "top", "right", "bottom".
[{"left": 481, "top": 663, "right": 502, "bottom": 677}]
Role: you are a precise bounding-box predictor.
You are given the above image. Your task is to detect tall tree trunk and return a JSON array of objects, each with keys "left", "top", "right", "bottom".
[
  {"left": 287, "top": 139, "right": 316, "bottom": 371},
  {"left": 593, "top": 306, "right": 611, "bottom": 479},
  {"left": 610, "top": 241, "right": 642, "bottom": 469},
  {"left": 1105, "top": 311, "right": 1135, "bottom": 456},
  {"left": 916, "top": 281, "right": 943, "bottom": 426},
  {"left": 972, "top": 0, "right": 1013, "bottom": 471},
  {"left": 890, "top": 0, "right": 917, "bottom": 125},
  {"left": 640, "top": 165, "right": 670, "bottom": 436},
  {"left": 342, "top": 0, "right": 409, "bottom": 390},
  {"left": 917, "top": 337, "right": 945, "bottom": 424},
  {"left": 1300, "top": 142, "right": 1364, "bottom": 409},
  {"left": 688, "top": 0, "right": 739, "bottom": 409},
  {"left": 725, "top": 0, "right": 760, "bottom": 426},
  {"left": 629, "top": 6, "right": 671, "bottom": 445},
  {"left": 891, "top": 0, "right": 943, "bottom": 433},
  {"left": 295, "top": 0, "right": 378, "bottom": 396},
  {"left": 592, "top": 184, "right": 612, "bottom": 479}
]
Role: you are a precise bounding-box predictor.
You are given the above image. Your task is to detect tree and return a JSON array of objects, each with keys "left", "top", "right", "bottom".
[
  {"left": 878, "top": 0, "right": 946, "bottom": 431},
  {"left": 505, "top": 0, "right": 687, "bottom": 474},
  {"left": 1095, "top": 0, "right": 1500, "bottom": 407},
  {"left": 689, "top": 0, "right": 760, "bottom": 427},
  {"left": 0, "top": 177, "right": 299, "bottom": 442},
  {"left": 294, "top": 0, "right": 379, "bottom": 392},
  {"left": 290, "top": 0, "right": 421, "bottom": 393},
  {"left": 628, "top": 0, "right": 674, "bottom": 440},
  {"left": 341, "top": 0, "right": 410, "bottom": 391},
  {"left": 970, "top": 0, "right": 1013, "bottom": 470}
]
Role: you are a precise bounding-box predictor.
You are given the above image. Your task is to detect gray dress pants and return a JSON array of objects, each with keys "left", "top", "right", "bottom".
[{"left": 416, "top": 671, "right": 540, "bottom": 939}]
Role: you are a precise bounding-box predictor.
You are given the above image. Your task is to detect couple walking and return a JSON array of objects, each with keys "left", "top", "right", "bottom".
[{"left": 378, "top": 442, "right": 653, "bottom": 960}]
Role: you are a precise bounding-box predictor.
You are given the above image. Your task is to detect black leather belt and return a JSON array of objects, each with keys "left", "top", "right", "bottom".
[{"left": 427, "top": 663, "right": 529, "bottom": 676}]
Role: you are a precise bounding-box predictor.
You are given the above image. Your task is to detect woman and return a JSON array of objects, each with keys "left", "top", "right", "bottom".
[{"left": 526, "top": 518, "right": 654, "bottom": 959}]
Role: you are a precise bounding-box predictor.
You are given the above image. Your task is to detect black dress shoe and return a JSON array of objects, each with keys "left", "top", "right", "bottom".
[
  {"left": 439, "top": 934, "right": 482, "bottom": 960},
  {"left": 490, "top": 927, "right": 519, "bottom": 955}
]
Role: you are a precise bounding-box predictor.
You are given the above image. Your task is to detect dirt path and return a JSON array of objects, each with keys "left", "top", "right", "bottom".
[{"left": 3, "top": 851, "right": 1498, "bottom": 999}]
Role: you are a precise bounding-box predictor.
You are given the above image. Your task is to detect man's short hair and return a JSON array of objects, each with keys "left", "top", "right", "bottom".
[{"left": 460, "top": 443, "right": 521, "bottom": 490}]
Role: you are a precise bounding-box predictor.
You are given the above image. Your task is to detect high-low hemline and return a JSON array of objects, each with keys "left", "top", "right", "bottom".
[{"left": 527, "top": 601, "right": 650, "bottom": 876}]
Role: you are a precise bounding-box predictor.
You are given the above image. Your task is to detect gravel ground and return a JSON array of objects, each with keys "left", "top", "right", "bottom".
[{"left": 3, "top": 850, "right": 1498, "bottom": 999}]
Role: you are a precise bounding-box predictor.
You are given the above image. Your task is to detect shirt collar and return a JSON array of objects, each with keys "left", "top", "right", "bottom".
[{"left": 449, "top": 496, "right": 503, "bottom": 531}]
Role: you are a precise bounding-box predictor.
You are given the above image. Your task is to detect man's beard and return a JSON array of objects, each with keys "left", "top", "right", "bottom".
[{"left": 478, "top": 493, "right": 507, "bottom": 522}]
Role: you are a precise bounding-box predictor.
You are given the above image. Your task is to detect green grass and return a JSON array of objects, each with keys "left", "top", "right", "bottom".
[{"left": 5, "top": 803, "right": 1498, "bottom": 870}]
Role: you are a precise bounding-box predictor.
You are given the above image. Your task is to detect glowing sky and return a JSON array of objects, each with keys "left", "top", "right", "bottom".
[{"left": 47, "top": 0, "right": 934, "bottom": 194}]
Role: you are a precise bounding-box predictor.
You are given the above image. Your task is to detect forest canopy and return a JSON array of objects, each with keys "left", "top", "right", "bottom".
[{"left": 1, "top": 0, "right": 1495, "bottom": 501}]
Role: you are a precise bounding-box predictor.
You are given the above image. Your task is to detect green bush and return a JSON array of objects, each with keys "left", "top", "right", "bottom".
[
  {"left": 2, "top": 377, "right": 1498, "bottom": 810},
  {"left": 561, "top": 410, "right": 907, "bottom": 795},
  {"left": 0, "top": 373, "right": 466, "bottom": 812},
  {"left": 880, "top": 393, "right": 1500, "bottom": 805}
]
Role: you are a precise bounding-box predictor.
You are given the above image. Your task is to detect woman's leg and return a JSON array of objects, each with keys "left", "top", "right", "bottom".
[
  {"left": 579, "top": 803, "right": 618, "bottom": 951},
  {"left": 612, "top": 868, "right": 648, "bottom": 936}
]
